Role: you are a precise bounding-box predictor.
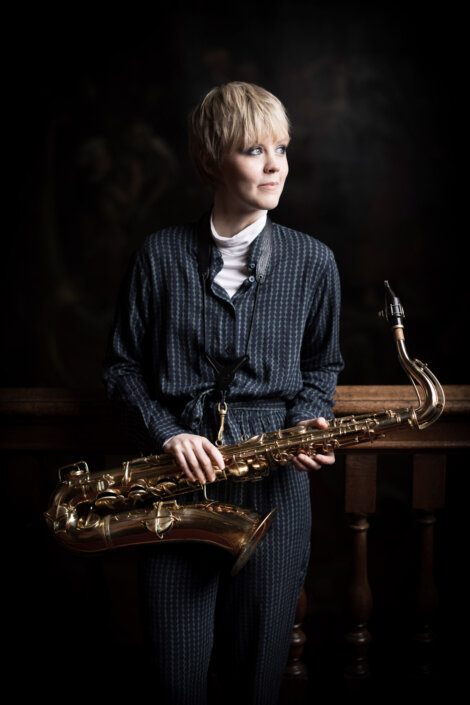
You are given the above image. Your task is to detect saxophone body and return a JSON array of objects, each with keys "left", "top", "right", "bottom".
[{"left": 44, "top": 282, "right": 445, "bottom": 574}]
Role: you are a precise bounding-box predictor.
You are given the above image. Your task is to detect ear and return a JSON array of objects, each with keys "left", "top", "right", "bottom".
[{"left": 201, "top": 154, "right": 222, "bottom": 187}]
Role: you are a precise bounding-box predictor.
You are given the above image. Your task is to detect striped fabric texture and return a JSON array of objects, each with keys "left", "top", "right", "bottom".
[
  {"left": 101, "top": 213, "right": 344, "bottom": 705},
  {"left": 102, "top": 214, "right": 344, "bottom": 454}
]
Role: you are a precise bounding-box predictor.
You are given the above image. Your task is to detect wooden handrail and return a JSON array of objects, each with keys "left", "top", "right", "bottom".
[
  {"left": 0, "top": 386, "right": 468, "bottom": 452},
  {"left": 0, "top": 385, "right": 468, "bottom": 414}
]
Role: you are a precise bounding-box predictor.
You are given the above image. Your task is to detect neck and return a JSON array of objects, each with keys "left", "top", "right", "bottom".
[{"left": 212, "top": 194, "right": 266, "bottom": 237}]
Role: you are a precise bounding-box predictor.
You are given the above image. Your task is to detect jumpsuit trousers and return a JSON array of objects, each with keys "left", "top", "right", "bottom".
[{"left": 137, "top": 397, "right": 312, "bottom": 705}]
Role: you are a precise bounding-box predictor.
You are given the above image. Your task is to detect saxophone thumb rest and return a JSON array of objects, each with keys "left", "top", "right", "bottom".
[{"left": 43, "top": 281, "right": 445, "bottom": 574}]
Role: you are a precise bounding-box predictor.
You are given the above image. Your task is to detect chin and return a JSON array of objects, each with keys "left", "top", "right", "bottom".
[
  {"left": 256, "top": 195, "right": 281, "bottom": 210},
  {"left": 263, "top": 199, "right": 281, "bottom": 211}
]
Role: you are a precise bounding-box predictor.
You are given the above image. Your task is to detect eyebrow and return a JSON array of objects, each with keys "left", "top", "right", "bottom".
[{"left": 249, "top": 137, "right": 290, "bottom": 146}]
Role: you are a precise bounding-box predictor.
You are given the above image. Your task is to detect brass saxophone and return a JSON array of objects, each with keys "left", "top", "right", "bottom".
[{"left": 44, "top": 282, "right": 445, "bottom": 575}]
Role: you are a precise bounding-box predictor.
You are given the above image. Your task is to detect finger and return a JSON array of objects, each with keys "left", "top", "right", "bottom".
[
  {"left": 193, "top": 443, "right": 217, "bottom": 482},
  {"left": 300, "top": 453, "right": 321, "bottom": 470},
  {"left": 314, "top": 452, "right": 336, "bottom": 465},
  {"left": 312, "top": 417, "right": 329, "bottom": 429},
  {"left": 297, "top": 453, "right": 322, "bottom": 471},
  {"left": 298, "top": 417, "right": 329, "bottom": 430},
  {"left": 292, "top": 458, "right": 307, "bottom": 472},
  {"left": 292, "top": 455, "right": 320, "bottom": 472},
  {"left": 201, "top": 437, "right": 225, "bottom": 471},
  {"left": 182, "top": 443, "right": 207, "bottom": 485},
  {"left": 300, "top": 451, "right": 335, "bottom": 468},
  {"left": 174, "top": 448, "right": 197, "bottom": 483}
]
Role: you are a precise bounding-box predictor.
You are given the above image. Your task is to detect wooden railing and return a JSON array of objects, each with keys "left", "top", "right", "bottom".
[
  {"left": 1, "top": 385, "right": 467, "bottom": 451},
  {"left": 1, "top": 386, "right": 468, "bottom": 699}
]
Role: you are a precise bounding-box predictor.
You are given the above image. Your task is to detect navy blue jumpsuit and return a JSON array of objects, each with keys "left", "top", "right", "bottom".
[{"left": 102, "top": 212, "right": 344, "bottom": 705}]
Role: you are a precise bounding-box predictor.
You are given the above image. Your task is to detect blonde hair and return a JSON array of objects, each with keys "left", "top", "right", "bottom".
[{"left": 188, "top": 81, "right": 291, "bottom": 187}]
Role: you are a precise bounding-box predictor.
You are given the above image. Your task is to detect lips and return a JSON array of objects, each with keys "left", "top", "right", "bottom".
[{"left": 259, "top": 182, "right": 279, "bottom": 188}]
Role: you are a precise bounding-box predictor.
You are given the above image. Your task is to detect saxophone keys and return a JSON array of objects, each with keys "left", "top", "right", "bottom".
[
  {"left": 146, "top": 500, "right": 178, "bottom": 537},
  {"left": 127, "top": 485, "right": 148, "bottom": 503},
  {"left": 79, "top": 511, "right": 101, "bottom": 529},
  {"left": 272, "top": 451, "right": 293, "bottom": 466},
  {"left": 58, "top": 460, "right": 90, "bottom": 483},
  {"left": 95, "top": 490, "right": 126, "bottom": 510},
  {"left": 153, "top": 480, "right": 180, "bottom": 495},
  {"left": 251, "top": 456, "right": 269, "bottom": 471},
  {"left": 226, "top": 460, "right": 250, "bottom": 478}
]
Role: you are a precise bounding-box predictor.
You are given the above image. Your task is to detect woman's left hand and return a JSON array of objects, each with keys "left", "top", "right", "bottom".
[{"left": 291, "top": 417, "right": 335, "bottom": 472}]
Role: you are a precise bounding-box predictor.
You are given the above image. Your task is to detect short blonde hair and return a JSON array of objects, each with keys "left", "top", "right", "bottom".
[{"left": 188, "top": 81, "right": 291, "bottom": 187}]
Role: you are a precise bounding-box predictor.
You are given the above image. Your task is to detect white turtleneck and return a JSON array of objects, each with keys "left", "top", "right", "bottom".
[{"left": 210, "top": 210, "right": 267, "bottom": 298}]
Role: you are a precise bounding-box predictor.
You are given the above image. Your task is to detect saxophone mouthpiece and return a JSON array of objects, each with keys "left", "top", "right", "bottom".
[{"left": 379, "top": 280, "right": 405, "bottom": 328}]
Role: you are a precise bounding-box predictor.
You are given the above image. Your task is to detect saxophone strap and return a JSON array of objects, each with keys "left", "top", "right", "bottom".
[{"left": 197, "top": 209, "right": 273, "bottom": 445}]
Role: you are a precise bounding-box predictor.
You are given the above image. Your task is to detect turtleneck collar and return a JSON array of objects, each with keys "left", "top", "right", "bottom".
[{"left": 210, "top": 210, "right": 268, "bottom": 250}]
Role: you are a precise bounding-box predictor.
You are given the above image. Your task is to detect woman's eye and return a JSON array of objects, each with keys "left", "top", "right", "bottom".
[
  {"left": 246, "top": 146, "right": 262, "bottom": 156},
  {"left": 244, "top": 144, "right": 288, "bottom": 156}
]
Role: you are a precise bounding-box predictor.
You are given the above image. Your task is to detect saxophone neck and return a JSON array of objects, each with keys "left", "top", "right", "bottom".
[{"left": 379, "top": 280, "right": 445, "bottom": 429}]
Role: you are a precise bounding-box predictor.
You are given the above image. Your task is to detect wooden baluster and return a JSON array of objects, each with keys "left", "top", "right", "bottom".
[
  {"left": 281, "top": 586, "right": 308, "bottom": 704},
  {"left": 284, "top": 585, "right": 308, "bottom": 678},
  {"left": 411, "top": 453, "right": 446, "bottom": 683},
  {"left": 344, "top": 453, "right": 377, "bottom": 690}
]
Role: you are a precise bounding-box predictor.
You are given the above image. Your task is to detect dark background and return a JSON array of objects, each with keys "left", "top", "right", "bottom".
[
  {"left": 3, "top": 3, "right": 467, "bottom": 697},
  {"left": 3, "top": 2, "right": 466, "bottom": 389}
]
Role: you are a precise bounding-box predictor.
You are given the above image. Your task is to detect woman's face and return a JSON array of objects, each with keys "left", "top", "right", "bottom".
[{"left": 215, "top": 134, "right": 289, "bottom": 214}]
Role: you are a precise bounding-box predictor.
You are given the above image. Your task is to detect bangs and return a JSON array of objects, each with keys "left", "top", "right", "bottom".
[{"left": 234, "top": 106, "right": 290, "bottom": 151}]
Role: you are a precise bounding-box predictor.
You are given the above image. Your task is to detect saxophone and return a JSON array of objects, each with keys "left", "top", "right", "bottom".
[{"left": 44, "top": 282, "right": 445, "bottom": 575}]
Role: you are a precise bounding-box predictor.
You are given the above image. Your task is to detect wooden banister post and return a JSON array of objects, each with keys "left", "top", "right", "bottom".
[
  {"left": 410, "top": 453, "right": 446, "bottom": 682},
  {"left": 281, "top": 586, "right": 308, "bottom": 704},
  {"left": 344, "top": 453, "right": 377, "bottom": 689}
]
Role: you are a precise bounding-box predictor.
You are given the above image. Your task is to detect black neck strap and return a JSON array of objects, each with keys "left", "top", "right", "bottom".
[{"left": 196, "top": 209, "right": 273, "bottom": 402}]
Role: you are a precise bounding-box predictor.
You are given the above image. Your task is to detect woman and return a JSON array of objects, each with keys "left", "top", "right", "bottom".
[{"left": 102, "top": 81, "right": 344, "bottom": 705}]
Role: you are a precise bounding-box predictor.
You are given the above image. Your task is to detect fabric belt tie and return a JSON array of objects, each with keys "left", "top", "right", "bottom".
[{"left": 179, "top": 392, "right": 287, "bottom": 432}]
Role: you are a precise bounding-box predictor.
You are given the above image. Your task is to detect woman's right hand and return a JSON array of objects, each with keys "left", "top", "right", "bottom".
[{"left": 163, "top": 434, "right": 225, "bottom": 485}]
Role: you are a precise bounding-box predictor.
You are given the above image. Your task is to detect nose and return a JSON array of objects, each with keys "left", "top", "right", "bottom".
[{"left": 263, "top": 148, "right": 280, "bottom": 173}]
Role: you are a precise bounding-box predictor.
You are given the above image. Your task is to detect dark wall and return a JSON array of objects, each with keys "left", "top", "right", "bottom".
[
  {"left": 3, "top": 3, "right": 465, "bottom": 388},
  {"left": 3, "top": 8, "right": 466, "bottom": 695}
]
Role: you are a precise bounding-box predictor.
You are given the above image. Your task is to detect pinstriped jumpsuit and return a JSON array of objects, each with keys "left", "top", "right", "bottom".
[{"left": 102, "top": 213, "right": 344, "bottom": 705}]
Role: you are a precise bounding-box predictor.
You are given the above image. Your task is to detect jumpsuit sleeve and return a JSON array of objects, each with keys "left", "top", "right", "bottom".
[
  {"left": 101, "top": 245, "right": 190, "bottom": 453},
  {"left": 285, "top": 247, "right": 344, "bottom": 426}
]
